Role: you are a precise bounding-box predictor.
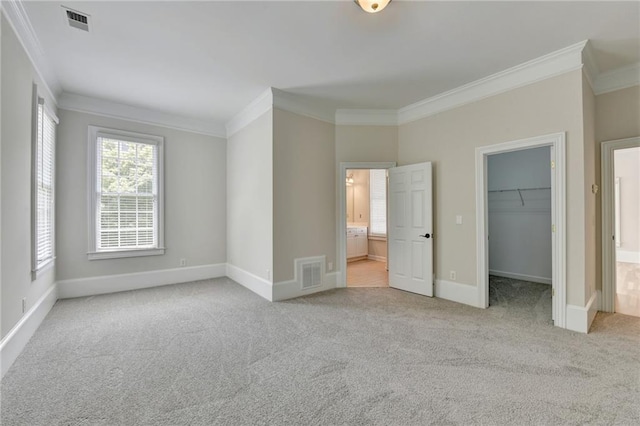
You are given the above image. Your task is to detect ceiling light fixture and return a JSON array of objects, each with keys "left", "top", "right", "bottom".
[{"left": 354, "top": 0, "right": 392, "bottom": 14}]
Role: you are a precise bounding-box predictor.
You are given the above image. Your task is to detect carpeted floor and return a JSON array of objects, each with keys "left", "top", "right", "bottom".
[{"left": 1, "top": 277, "right": 639, "bottom": 425}]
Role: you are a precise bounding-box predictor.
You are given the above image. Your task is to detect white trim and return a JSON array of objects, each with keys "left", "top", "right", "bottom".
[
  {"left": 225, "top": 88, "right": 273, "bottom": 138},
  {"left": 272, "top": 88, "right": 335, "bottom": 125},
  {"left": 57, "top": 263, "right": 226, "bottom": 299},
  {"left": 0, "top": 284, "right": 58, "bottom": 378},
  {"left": 397, "top": 41, "right": 586, "bottom": 124},
  {"left": 594, "top": 63, "right": 640, "bottom": 95},
  {"left": 59, "top": 93, "right": 226, "bottom": 138},
  {"left": 87, "top": 248, "right": 165, "bottom": 260},
  {"left": 335, "top": 109, "right": 398, "bottom": 126},
  {"left": 489, "top": 270, "right": 551, "bottom": 286},
  {"left": 226, "top": 264, "right": 273, "bottom": 301},
  {"left": 273, "top": 272, "right": 338, "bottom": 302},
  {"left": 476, "top": 132, "right": 566, "bottom": 329},
  {"left": 581, "top": 41, "right": 599, "bottom": 92},
  {"left": 616, "top": 250, "right": 640, "bottom": 264},
  {"left": 367, "top": 254, "right": 386, "bottom": 262},
  {"left": 1, "top": 0, "right": 61, "bottom": 104},
  {"left": 338, "top": 162, "right": 396, "bottom": 288},
  {"left": 566, "top": 291, "right": 598, "bottom": 334},
  {"left": 601, "top": 137, "right": 640, "bottom": 312},
  {"left": 435, "top": 280, "right": 480, "bottom": 308}
]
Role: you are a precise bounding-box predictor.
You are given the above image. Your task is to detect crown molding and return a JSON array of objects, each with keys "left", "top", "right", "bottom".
[
  {"left": 59, "top": 93, "right": 227, "bottom": 138},
  {"left": 335, "top": 109, "right": 398, "bottom": 126},
  {"left": 594, "top": 62, "right": 640, "bottom": 95},
  {"left": 581, "top": 40, "right": 599, "bottom": 92},
  {"left": 271, "top": 88, "right": 335, "bottom": 125},
  {"left": 225, "top": 88, "right": 273, "bottom": 138},
  {"left": 1, "top": 0, "right": 61, "bottom": 104},
  {"left": 397, "top": 40, "right": 588, "bottom": 125}
]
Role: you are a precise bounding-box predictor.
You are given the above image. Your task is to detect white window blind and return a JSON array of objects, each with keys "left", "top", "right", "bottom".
[
  {"left": 95, "top": 135, "right": 158, "bottom": 251},
  {"left": 369, "top": 169, "right": 387, "bottom": 236},
  {"left": 33, "top": 97, "right": 56, "bottom": 272}
]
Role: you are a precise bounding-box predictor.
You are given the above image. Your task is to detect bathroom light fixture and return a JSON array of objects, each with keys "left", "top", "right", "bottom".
[
  {"left": 346, "top": 174, "right": 354, "bottom": 186},
  {"left": 354, "top": 0, "right": 392, "bottom": 14}
]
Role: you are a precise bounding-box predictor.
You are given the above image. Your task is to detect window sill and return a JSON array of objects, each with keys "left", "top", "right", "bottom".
[
  {"left": 88, "top": 247, "right": 165, "bottom": 260},
  {"left": 32, "top": 258, "right": 55, "bottom": 280},
  {"left": 368, "top": 235, "right": 387, "bottom": 241}
]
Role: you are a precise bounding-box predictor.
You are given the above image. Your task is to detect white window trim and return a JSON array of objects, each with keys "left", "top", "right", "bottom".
[
  {"left": 31, "top": 84, "right": 58, "bottom": 279},
  {"left": 87, "top": 125, "right": 165, "bottom": 260}
]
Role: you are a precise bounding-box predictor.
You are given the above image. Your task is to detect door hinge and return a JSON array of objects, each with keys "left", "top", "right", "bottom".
[
  {"left": 552, "top": 224, "right": 556, "bottom": 233},
  {"left": 552, "top": 288, "right": 555, "bottom": 297},
  {"left": 551, "top": 160, "right": 555, "bottom": 169}
]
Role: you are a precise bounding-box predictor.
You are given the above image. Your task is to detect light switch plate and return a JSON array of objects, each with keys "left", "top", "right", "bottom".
[{"left": 456, "top": 215, "right": 463, "bottom": 225}]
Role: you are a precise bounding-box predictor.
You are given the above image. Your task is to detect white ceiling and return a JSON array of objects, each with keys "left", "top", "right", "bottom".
[{"left": 21, "top": 1, "right": 640, "bottom": 125}]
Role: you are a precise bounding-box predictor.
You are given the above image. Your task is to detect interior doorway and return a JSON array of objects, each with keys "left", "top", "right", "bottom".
[
  {"left": 476, "top": 133, "right": 566, "bottom": 329},
  {"left": 602, "top": 138, "right": 640, "bottom": 317},
  {"left": 486, "top": 146, "right": 553, "bottom": 324},
  {"left": 338, "top": 162, "right": 396, "bottom": 288},
  {"left": 345, "top": 168, "right": 389, "bottom": 287}
]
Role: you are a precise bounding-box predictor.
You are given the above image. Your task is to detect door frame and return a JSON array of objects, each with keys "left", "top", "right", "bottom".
[
  {"left": 475, "top": 132, "right": 566, "bottom": 328},
  {"left": 337, "top": 162, "right": 396, "bottom": 287},
  {"left": 601, "top": 137, "right": 640, "bottom": 312}
]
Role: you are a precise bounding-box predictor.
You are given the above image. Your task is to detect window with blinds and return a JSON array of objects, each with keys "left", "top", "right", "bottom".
[
  {"left": 88, "top": 127, "right": 164, "bottom": 259},
  {"left": 33, "top": 97, "right": 56, "bottom": 272},
  {"left": 369, "top": 169, "right": 387, "bottom": 236}
]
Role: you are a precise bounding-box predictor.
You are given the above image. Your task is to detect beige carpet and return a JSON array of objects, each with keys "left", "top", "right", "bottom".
[{"left": 1, "top": 278, "right": 639, "bottom": 425}]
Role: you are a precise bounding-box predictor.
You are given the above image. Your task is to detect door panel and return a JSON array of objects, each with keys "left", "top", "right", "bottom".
[{"left": 389, "top": 162, "right": 433, "bottom": 296}]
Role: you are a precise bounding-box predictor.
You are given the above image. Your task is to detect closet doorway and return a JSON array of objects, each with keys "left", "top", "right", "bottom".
[
  {"left": 338, "top": 162, "right": 396, "bottom": 288},
  {"left": 486, "top": 146, "right": 553, "bottom": 324}
]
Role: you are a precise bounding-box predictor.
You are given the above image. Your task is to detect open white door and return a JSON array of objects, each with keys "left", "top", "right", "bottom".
[{"left": 388, "top": 162, "right": 433, "bottom": 296}]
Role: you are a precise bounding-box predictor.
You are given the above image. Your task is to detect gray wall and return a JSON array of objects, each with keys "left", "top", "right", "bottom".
[
  {"left": 55, "top": 109, "right": 227, "bottom": 281},
  {"left": 227, "top": 110, "right": 273, "bottom": 281},
  {"left": 488, "top": 147, "right": 552, "bottom": 283},
  {"left": 1, "top": 14, "right": 57, "bottom": 338}
]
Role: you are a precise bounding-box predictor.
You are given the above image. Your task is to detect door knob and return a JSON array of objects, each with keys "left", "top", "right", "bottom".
[{"left": 420, "top": 233, "right": 431, "bottom": 238}]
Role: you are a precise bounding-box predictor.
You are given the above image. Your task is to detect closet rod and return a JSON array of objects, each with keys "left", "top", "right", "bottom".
[{"left": 487, "top": 187, "right": 551, "bottom": 193}]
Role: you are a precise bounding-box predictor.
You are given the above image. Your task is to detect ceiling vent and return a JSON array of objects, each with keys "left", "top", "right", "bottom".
[{"left": 62, "top": 7, "right": 90, "bottom": 32}]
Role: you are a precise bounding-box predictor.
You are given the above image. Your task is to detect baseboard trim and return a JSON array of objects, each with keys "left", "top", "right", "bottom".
[
  {"left": 435, "top": 279, "right": 480, "bottom": 308},
  {"left": 273, "top": 272, "right": 338, "bottom": 301},
  {"left": 0, "top": 284, "right": 58, "bottom": 379},
  {"left": 489, "top": 269, "right": 552, "bottom": 285},
  {"left": 616, "top": 250, "right": 640, "bottom": 264},
  {"left": 226, "top": 264, "right": 273, "bottom": 301},
  {"left": 367, "top": 255, "right": 386, "bottom": 262},
  {"left": 57, "top": 263, "right": 226, "bottom": 299},
  {"left": 566, "top": 291, "right": 598, "bottom": 334}
]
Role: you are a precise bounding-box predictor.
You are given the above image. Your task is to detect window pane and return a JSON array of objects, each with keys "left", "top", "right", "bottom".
[{"left": 370, "top": 169, "right": 387, "bottom": 236}]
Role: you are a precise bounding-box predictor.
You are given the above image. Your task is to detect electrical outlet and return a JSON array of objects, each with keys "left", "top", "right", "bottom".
[
  {"left": 22, "top": 297, "right": 26, "bottom": 314},
  {"left": 456, "top": 215, "right": 463, "bottom": 225},
  {"left": 179, "top": 258, "right": 186, "bottom": 267},
  {"left": 449, "top": 270, "right": 456, "bottom": 281},
  {"left": 328, "top": 262, "right": 333, "bottom": 271}
]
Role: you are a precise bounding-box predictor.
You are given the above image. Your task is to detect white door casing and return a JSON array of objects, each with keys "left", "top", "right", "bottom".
[{"left": 388, "top": 162, "right": 434, "bottom": 296}]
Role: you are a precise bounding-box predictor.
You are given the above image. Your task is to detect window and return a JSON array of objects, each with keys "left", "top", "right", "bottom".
[
  {"left": 32, "top": 91, "right": 57, "bottom": 276},
  {"left": 369, "top": 169, "right": 387, "bottom": 237},
  {"left": 88, "top": 126, "right": 164, "bottom": 260}
]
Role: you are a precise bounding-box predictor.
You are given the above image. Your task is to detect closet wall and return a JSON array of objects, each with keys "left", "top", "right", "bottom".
[{"left": 488, "top": 147, "right": 552, "bottom": 284}]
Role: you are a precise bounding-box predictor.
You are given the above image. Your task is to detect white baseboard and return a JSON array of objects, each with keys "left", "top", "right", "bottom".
[
  {"left": 226, "top": 264, "right": 273, "bottom": 301},
  {"left": 273, "top": 272, "right": 338, "bottom": 301},
  {"left": 566, "top": 291, "right": 599, "bottom": 334},
  {"left": 1, "top": 284, "right": 58, "bottom": 379},
  {"left": 489, "top": 269, "right": 552, "bottom": 285},
  {"left": 616, "top": 250, "right": 640, "bottom": 264},
  {"left": 435, "top": 279, "right": 480, "bottom": 308},
  {"left": 57, "top": 263, "right": 226, "bottom": 299},
  {"left": 367, "top": 255, "right": 386, "bottom": 262}
]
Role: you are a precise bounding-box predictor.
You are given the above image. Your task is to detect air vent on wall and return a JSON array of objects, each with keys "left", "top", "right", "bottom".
[
  {"left": 63, "top": 7, "right": 90, "bottom": 32},
  {"left": 296, "top": 256, "right": 325, "bottom": 290}
]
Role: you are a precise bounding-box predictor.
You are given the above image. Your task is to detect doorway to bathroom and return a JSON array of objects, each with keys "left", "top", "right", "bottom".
[{"left": 338, "top": 162, "right": 395, "bottom": 288}]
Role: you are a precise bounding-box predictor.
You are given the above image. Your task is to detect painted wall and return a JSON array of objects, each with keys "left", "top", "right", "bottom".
[
  {"left": 398, "top": 70, "right": 589, "bottom": 306},
  {"left": 55, "top": 109, "right": 227, "bottom": 280},
  {"left": 227, "top": 110, "right": 273, "bottom": 281},
  {"left": 273, "top": 108, "right": 335, "bottom": 282},
  {"left": 595, "top": 86, "right": 640, "bottom": 143},
  {"left": 1, "top": 15, "right": 57, "bottom": 338},
  {"left": 614, "top": 147, "right": 640, "bottom": 256},
  {"left": 487, "top": 147, "right": 551, "bottom": 283},
  {"left": 347, "top": 169, "right": 370, "bottom": 224}
]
